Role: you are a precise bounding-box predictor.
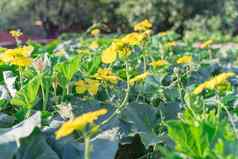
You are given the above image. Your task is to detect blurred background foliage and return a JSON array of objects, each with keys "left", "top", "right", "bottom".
[{"left": 0, "top": 0, "right": 238, "bottom": 37}]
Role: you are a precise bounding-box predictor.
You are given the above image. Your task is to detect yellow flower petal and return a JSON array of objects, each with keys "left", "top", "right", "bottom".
[
  {"left": 86, "top": 79, "right": 100, "bottom": 95},
  {"left": 176, "top": 55, "right": 192, "bottom": 64},
  {"left": 55, "top": 109, "right": 108, "bottom": 139},
  {"left": 101, "top": 46, "right": 117, "bottom": 64},
  {"left": 134, "top": 19, "right": 152, "bottom": 31},
  {"left": 128, "top": 72, "right": 150, "bottom": 85},
  {"left": 10, "top": 57, "right": 32, "bottom": 67},
  {"left": 192, "top": 72, "right": 235, "bottom": 95},
  {"left": 149, "top": 59, "right": 168, "bottom": 67},
  {"left": 75, "top": 80, "right": 87, "bottom": 94}
]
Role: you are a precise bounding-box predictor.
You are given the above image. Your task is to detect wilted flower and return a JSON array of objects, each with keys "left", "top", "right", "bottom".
[
  {"left": 33, "top": 55, "right": 50, "bottom": 72},
  {"left": 55, "top": 108, "right": 108, "bottom": 139},
  {"left": 193, "top": 72, "right": 235, "bottom": 94},
  {"left": 134, "top": 19, "right": 152, "bottom": 31},
  {"left": 176, "top": 55, "right": 192, "bottom": 64}
]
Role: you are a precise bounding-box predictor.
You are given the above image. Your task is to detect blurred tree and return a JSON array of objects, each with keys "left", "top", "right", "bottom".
[{"left": 0, "top": 0, "right": 238, "bottom": 36}]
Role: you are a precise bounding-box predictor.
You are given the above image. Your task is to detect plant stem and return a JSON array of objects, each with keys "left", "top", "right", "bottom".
[
  {"left": 100, "top": 62, "right": 130, "bottom": 127},
  {"left": 40, "top": 74, "right": 47, "bottom": 111},
  {"left": 19, "top": 67, "right": 23, "bottom": 88},
  {"left": 84, "top": 135, "right": 91, "bottom": 159}
]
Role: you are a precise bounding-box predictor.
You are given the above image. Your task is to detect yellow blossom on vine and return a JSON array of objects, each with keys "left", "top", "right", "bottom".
[
  {"left": 165, "top": 41, "right": 176, "bottom": 47},
  {"left": 76, "top": 79, "right": 100, "bottom": 95},
  {"left": 134, "top": 19, "right": 152, "bottom": 31},
  {"left": 91, "top": 28, "right": 100, "bottom": 36},
  {"left": 193, "top": 72, "right": 235, "bottom": 94},
  {"left": 200, "top": 39, "right": 213, "bottom": 48},
  {"left": 0, "top": 46, "right": 33, "bottom": 66},
  {"left": 11, "top": 57, "right": 32, "bottom": 67},
  {"left": 95, "top": 68, "right": 119, "bottom": 84},
  {"left": 176, "top": 55, "right": 192, "bottom": 64},
  {"left": 118, "top": 47, "right": 131, "bottom": 59},
  {"left": 55, "top": 49, "right": 66, "bottom": 57},
  {"left": 9, "top": 30, "right": 23, "bottom": 38},
  {"left": 159, "top": 31, "right": 169, "bottom": 36},
  {"left": 150, "top": 59, "right": 168, "bottom": 67},
  {"left": 89, "top": 41, "right": 99, "bottom": 49},
  {"left": 55, "top": 109, "right": 108, "bottom": 139},
  {"left": 121, "top": 32, "right": 145, "bottom": 45},
  {"left": 101, "top": 44, "right": 117, "bottom": 64},
  {"left": 128, "top": 72, "right": 150, "bottom": 85}
]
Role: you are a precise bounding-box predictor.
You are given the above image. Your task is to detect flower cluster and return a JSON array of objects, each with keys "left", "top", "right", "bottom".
[
  {"left": 101, "top": 32, "right": 147, "bottom": 64},
  {"left": 193, "top": 72, "right": 235, "bottom": 94},
  {"left": 55, "top": 109, "right": 108, "bottom": 139},
  {"left": 0, "top": 46, "right": 33, "bottom": 67}
]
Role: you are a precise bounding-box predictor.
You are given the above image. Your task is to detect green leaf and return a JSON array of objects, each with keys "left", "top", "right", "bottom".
[
  {"left": 16, "top": 131, "right": 59, "bottom": 159},
  {"left": 11, "top": 76, "right": 40, "bottom": 109},
  {"left": 54, "top": 55, "right": 80, "bottom": 82},
  {"left": 121, "top": 102, "right": 160, "bottom": 147}
]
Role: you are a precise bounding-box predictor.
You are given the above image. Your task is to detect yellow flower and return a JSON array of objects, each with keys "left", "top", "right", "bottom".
[
  {"left": 89, "top": 41, "right": 99, "bottom": 49},
  {"left": 200, "top": 39, "right": 213, "bottom": 48},
  {"left": 159, "top": 31, "right": 169, "bottom": 36},
  {"left": 0, "top": 46, "right": 33, "bottom": 67},
  {"left": 10, "top": 57, "right": 32, "bottom": 67},
  {"left": 134, "top": 19, "right": 152, "bottom": 31},
  {"left": 86, "top": 79, "right": 100, "bottom": 95},
  {"left": 95, "top": 68, "right": 119, "bottom": 84},
  {"left": 176, "top": 55, "right": 192, "bottom": 64},
  {"left": 165, "top": 41, "right": 176, "bottom": 47},
  {"left": 118, "top": 47, "right": 131, "bottom": 59},
  {"left": 55, "top": 109, "right": 108, "bottom": 139},
  {"left": 75, "top": 79, "right": 100, "bottom": 95},
  {"left": 101, "top": 44, "right": 117, "bottom": 64},
  {"left": 75, "top": 80, "right": 87, "bottom": 94},
  {"left": 121, "top": 32, "right": 145, "bottom": 45},
  {"left": 55, "top": 49, "right": 66, "bottom": 57},
  {"left": 128, "top": 72, "right": 150, "bottom": 85},
  {"left": 193, "top": 72, "right": 235, "bottom": 94},
  {"left": 91, "top": 28, "right": 100, "bottom": 36},
  {"left": 150, "top": 60, "right": 168, "bottom": 67},
  {"left": 20, "top": 46, "right": 34, "bottom": 57},
  {"left": 9, "top": 30, "right": 23, "bottom": 38}
]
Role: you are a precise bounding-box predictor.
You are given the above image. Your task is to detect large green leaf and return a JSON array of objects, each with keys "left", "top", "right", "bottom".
[
  {"left": 121, "top": 102, "right": 160, "bottom": 147},
  {"left": 15, "top": 132, "right": 59, "bottom": 159},
  {"left": 0, "top": 112, "right": 41, "bottom": 159},
  {"left": 54, "top": 55, "right": 80, "bottom": 82},
  {"left": 11, "top": 76, "right": 40, "bottom": 109}
]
